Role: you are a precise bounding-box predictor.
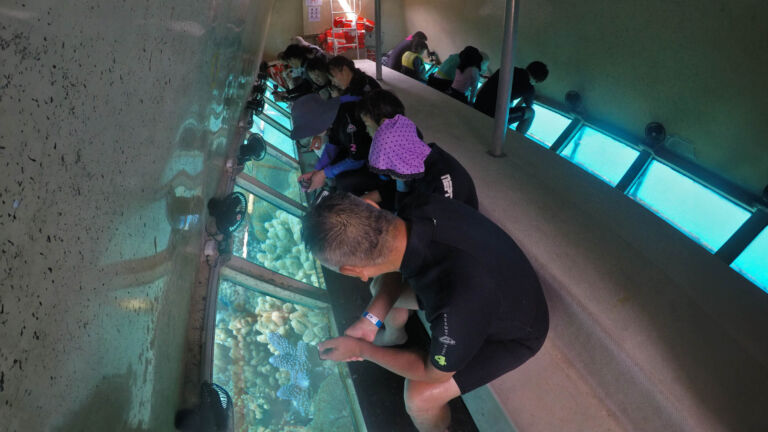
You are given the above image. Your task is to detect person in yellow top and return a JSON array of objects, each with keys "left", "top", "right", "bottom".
[{"left": 399, "top": 39, "right": 429, "bottom": 82}]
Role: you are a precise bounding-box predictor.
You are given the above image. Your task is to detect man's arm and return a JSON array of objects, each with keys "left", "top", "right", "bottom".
[
  {"left": 345, "top": 272, "right": 408, "bottom": 342},
  {"left": 318, "top": 336, "right": 455, "bottom": 383}
]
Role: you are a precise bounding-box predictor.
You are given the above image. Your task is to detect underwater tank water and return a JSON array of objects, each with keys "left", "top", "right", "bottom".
[
  {"left": 242, "top": 148, "right": 306, "bottom": 205},
  {"left": 214, "top": 279, "right": 363, "bottom": 431},
  {"left": 231, "top": 186, "right": 325, "bottom": 289},
  {"left": 251, "top": 117, "right": 298, "bottom": 159},
  {"left": 560, "top": 127, "right": 640, "bottom": 186}
]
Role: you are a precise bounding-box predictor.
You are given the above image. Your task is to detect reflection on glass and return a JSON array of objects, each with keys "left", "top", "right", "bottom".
[
  {"left": 214, "top": 280, "right": 361, "bottom": 431},
  {"left": 262, "top": 103, "right": 292, "bottom": 130},
  {"left": 242, "top": 149, "right": 305, "bottom": 205},
  {"left": 250, "top": 118, "right": 297, "bottom": 158},
  {"left": 731, "top": 227, "right": 768, "bottom": 293},
  {"left": 516, "top": 103, "right": 572, "bottom": 148},
  {"left": 628, "top": 161, "right": 751, "bottom": 251},
  {"left": 232, "top": 186, "right": 324, "bottom": 288},
  {"left": 560, "top": 127, "right": 640, "bottom": 186}
]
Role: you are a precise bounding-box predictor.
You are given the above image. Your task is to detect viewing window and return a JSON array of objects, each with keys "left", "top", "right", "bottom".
[
  {"left": 627, "top": 161, "right": 751, "bottom": 251},
  {"left": 262, "top": 103, "right": 292, "bottom": 130},
  {"left": 517, "top": 103, "right": 571, "bottom": 148},
  {"left": 250, "top": 118, "right": 297, "bottom": 159},
  {"left": 560, "top": 127, "right": 640, "bottom": 186},
  {"left": 213, "top": 280, "right": 363, "bottom": 430},
  {"left": 731, "top": 227, "right": 768, "bottom": 293},
  {"left": 231, "top": 186, "right": 324, "bottom": 288}
]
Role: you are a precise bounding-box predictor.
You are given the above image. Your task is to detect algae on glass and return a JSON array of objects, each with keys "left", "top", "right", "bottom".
[{"left": 213, "top": 280, "right": 360, "bottom": 431}]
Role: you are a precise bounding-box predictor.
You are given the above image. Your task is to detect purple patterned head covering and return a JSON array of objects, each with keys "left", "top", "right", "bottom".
[{"left": 368, "top": 115, "right": 431, "bottom": 179}]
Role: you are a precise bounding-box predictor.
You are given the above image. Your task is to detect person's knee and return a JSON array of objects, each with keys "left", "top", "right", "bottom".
[{"left": 404, "top": 379, "right": 438, "bottom": 415}]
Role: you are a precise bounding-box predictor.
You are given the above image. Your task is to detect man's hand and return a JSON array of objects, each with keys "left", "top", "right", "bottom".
[
  {"left": 298, "top": 171, "right": 314, "bottom": 190},
  {"left": 318, "top": 336, "right": 366, "bottom": 362},
  {"left": 273, "top": 91, "right": 287, "bottom": 102},
  {"left": 345, "top": 316, "right": 380, "bottom": 343},
  {"left": 307, "top": 169, "right": 327, "bottom": 191}
]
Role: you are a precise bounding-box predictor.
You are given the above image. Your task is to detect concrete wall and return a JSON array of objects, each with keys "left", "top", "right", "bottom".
[
  {"left": 263, "top": 0, "right": 303, "bottom": 61},
  {"left": 402, "top": 0, "right": 768, "bottom": 198},
  {"left": 0, "top": 0, "right": 272, "bottom": 430}
]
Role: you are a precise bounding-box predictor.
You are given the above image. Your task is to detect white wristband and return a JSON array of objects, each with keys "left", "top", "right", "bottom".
[{"left": 362, "top": 311, "right": 383, "bottom": 328}]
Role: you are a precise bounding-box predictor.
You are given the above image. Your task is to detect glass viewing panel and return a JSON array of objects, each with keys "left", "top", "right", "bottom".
[
  {"left": 214, "top": 280, "right": 362, "bottom": 431},
  {"left": 242, "top": 148, "right": 306, "bottom": 205},
  {"left": 731, "top": 227, "right": 768, "bottom": 293},
  {"left": 250, "top": 117, "right": 297, "bottom": 159},
  {"left": 232, "top": 186, "right": 325, "bottom": 288},
  {"left": 628, "top": 161, "right": 751, "bottom": 252},
  {"left": 560, "top": 127, "right": 640, "bottom": 186},
  {"left": 515, "top": 103, "right": 572, "bottom": 148},
  {"left": 262, "top": 103, "right": 292, "bottom": 130}
]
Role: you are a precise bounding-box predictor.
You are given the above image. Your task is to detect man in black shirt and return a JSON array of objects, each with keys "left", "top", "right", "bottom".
[
  {"left": 305, "top": 192, "right": 548, "bottom": 432},
  {"left": 473, "top": 61, "right": 549, "bottom": 134}
]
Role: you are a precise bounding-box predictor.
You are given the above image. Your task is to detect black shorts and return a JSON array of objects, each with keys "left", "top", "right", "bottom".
[
  {"left": 447, "top": 301, "right": 549, "bottom": 394},
  {"left": 453, "top": 334, "right": 545, "bottom": 394}
]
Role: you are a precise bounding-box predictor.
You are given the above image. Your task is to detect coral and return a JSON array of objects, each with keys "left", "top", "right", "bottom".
[
  {"left": 308, "top": 374, "right": 356, "bottom": 432},
  {"left": 254, "top": 296, "right": 292, "bottom": 339},
  {"left": 255, "top": 210, "right": 320, "bottom": 287},
  {"left": 267, "top": 332, "right": 313, "bottom": 417},
  {"left": 287, "top": 305, "right": 330, "bottom": 346}
]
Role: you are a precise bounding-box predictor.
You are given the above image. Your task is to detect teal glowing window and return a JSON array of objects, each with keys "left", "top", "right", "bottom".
[
  {"left": 214, "top": 280, "right": 364, "bottom": 430},
  {"left": 628, "top": 161, "right": 751, "bottom": 251},
  {"left": 262, "top": 103, "right": 292, "bottom": 130},
  {"left": 251, "top": 118, "right": 297, "bottom": 159},
  {"left": 731, "top": 227, "right": 768, "bottom": 293},
  {"left": 516, "top": 103, "right": 572, "bottom": 148},
  {"left": 560, "top": 127, "right": 640, "bottom": 186},
  {"left": 242, "top": 148, "right": 305, "bottom": 205},
  {"left": 232, "top": 186, "right": 324, "bottom": 288}
]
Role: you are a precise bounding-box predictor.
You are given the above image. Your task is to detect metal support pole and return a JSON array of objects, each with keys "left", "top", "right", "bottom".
[
  {"left": 375, "top": 0, "right": 382, "bottom": 80},
  {"left": 489, "top": 0, "right": 520, "bottom": 157}
]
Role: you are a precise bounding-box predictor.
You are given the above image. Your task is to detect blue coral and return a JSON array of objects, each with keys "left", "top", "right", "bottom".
[{"left": 267, "top": 332, "right": 313, "bottom": 417}]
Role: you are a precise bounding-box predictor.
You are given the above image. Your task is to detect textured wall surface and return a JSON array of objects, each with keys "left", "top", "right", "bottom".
[
  {"left": 0, "top": 0, "right": 271, "bottom": 430},
  {"left": 402, "top": 0, "right": 768, "bottom": 197}
]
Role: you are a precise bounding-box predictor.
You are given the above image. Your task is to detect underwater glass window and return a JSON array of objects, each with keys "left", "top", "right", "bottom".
[
  {"left": 515, "top": 103, "right": 572, "bottom": 148},
  {"left": 232, "top": 186, "right": 324, "bottom": 288},
  {"left": 560, "top": 127, "right": 640, "bottom": 186},
  {"left": 627, "top": 161, "right": 751, "bottom": 251},
  {"left": 250, "top": 118, "right": 297, "bottom": 159},
  {"left": 214, "top": 280, "right": 364, "bottom": 431},
  {"left": 261, "top": 103, "right": 292, "bottom": 130},
  {"left": 730, "top": 227, "right": 768, "bottom": 293},
  {"left": 242, "top": 149, "right": 306, "bottom": 205}
]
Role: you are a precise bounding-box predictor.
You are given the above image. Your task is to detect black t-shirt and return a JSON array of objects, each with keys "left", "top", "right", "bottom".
[
  {"left": 345, "top": 68, "right": 381, "bottom": 97},
  {"left": 473, "top": 67, "right": 535, "bottom": 117},
  {"left": 398, "top": 193, "right": 547, "bottom": 373},
  {"left": 379, "top": 144, "right": 478, "bottom": 211},
  {"left": 329, "top": 69, "right": 381, "bottom": 162},
  {"left": 329, "top": 101, "right": 371, "bottom": 162}
]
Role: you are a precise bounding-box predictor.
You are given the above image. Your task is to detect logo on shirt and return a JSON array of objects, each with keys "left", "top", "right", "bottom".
[
  {"left": 434, "top": 355, "right": 447, "bottom": 366},
  {"left": 441, "top": 174, "right": 454, "bottom": 198},
  {"left": 439, "top": 336, "right": 456, "bottom": 345}
]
